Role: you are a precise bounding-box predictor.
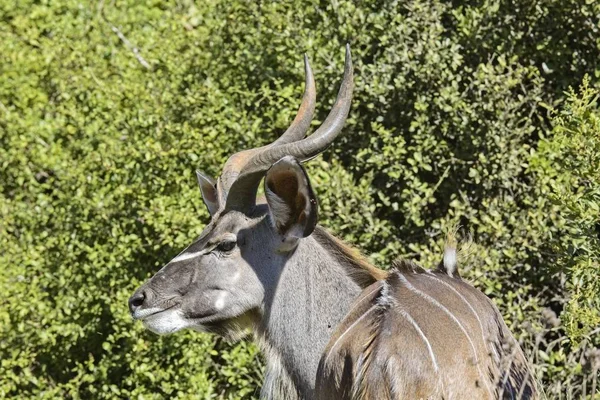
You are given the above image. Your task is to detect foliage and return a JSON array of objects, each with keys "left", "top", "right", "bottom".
[
  {"left": 0, "top": 0, "right": 598, "bottom": 398},
  {"left": 532, "top": 77, "right": 600, "bottom": 342},
  {"left": 525, "top": 79, "right": 600, "bottom": 397}
]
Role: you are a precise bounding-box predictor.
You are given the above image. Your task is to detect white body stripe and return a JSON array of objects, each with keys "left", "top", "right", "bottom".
[
  {"left": 324, "top": 305, "right": 378, "bottom": 363},
  {"left": 326, "top": 283, "right": 386, "bottom": 353},
  {"left": 423, "top": 272, "right": 492, "bottom": 357},
  {"left": 324, "top": 281, "right": 383, "bottom": 360},
  {"left": 395, "top": 305, "right": 439, "bottom": 372},
  {"left": 397, "top": 272, "right": 494, "bottom": 397}
]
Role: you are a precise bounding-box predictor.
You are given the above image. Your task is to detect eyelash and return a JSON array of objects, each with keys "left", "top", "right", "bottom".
[{"left": 216, "top": 240, "right": 236, "bottom": 252}]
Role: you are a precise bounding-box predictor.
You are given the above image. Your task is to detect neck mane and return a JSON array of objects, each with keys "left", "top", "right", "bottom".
[
  {"left": 254, "top": 226, "right": 387, "bottom": 399},
  {"left": 312, "top": 227, "right": 389, "bottom": 285}
]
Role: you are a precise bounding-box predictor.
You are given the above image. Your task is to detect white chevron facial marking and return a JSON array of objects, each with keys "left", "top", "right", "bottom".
[{"left": 171, "top": 250, "right": 204, "bottom": 263}]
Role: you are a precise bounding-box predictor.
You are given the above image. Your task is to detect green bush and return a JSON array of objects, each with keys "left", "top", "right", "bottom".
[
  {"left": 523, "top": 79, "right": 600, "bottom": 398},
  {"left": 0, "top": 0, "right": 598, "bottom": 398},
  {"left": 533, "top": 77, "right": 600, "bottom": 341}
]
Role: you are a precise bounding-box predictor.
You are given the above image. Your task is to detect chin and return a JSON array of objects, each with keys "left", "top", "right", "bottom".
[
  {"left": 141, "top": 308, "right": 191, "bottom": 335},
  {"left": 139, "top": 307, "right": 256, "bottom": 340}
]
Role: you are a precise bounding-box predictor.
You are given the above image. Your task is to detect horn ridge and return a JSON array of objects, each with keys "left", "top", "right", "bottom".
[
  {"left": 224, "top": 45, "right": 354, "bottom": 211},
  {"left": 245, "top": 44, "right": 353, "bottom": 169},
  {"left": 217, "top": 54, "right": 317, "bottom": 202},
  {"left": 271, "top": 54, "right": 316, "bottom": 146}
]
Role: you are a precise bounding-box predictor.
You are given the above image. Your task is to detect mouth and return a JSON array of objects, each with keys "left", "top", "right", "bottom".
[
  {"left": 132, "top": 303, "right": 179, "bottom": 320},
  {"left": 186, "top": 310, "right": 219, "bottom": 321}
]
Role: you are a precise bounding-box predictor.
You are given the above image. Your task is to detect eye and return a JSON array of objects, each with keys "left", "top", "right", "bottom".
[{"left": 216, "top": 240, "right": 236, "bottom": 253}]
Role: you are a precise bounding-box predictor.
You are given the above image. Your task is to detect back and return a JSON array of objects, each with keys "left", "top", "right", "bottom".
[{"left": 316, "top": 260, "right": 537, "bottom": 399}]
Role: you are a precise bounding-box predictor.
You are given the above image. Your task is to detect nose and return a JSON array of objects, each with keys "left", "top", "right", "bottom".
[{"left": 128, "top": 290, "right": 146, "bottom": 314}]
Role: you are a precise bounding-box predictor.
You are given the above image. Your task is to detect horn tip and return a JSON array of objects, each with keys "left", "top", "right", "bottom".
[
  {"left": 303, "top": 53, "right": 313, "bottom": 76},
  {"left": 344, "top": 43, "right": 353, "bottom": 71}
]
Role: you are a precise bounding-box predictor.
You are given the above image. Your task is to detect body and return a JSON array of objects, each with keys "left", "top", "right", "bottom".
[
  {"left": 317, "top": 260, "right": 535, "bottom": 399},
  {"left": 128, "top": 46, "right": 537, "bottom": 399}
]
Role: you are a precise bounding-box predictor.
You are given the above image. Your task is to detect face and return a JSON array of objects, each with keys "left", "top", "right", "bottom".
[
  {"left": 128, "top": 208, "right": 279, "bottom": 339},
  {"left": 129, "top": 156, "right": 319, "bottom": 339},
  {"left": 129, "top": 46, "right": 351, "bottom": 340}
]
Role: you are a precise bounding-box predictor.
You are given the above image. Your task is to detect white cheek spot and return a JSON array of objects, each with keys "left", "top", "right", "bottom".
[
  {"left": 214, "top": 291, "right": 228, "bottom": 311},
  {"left": 231, "top": 270, "right": 241, "bottom": 282}
]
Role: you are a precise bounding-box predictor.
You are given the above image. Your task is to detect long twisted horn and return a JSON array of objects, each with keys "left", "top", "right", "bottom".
[
  {"left": 272, "top": 55, "right": 316, "bottom": 146},
  {"left": 224, "top": 45, "right": 354, "bottom": 211},
  {"left": 217, "top": 55, "right": 316, "bottom": 201}
]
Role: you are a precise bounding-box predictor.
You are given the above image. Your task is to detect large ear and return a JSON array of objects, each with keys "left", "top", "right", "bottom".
[
  {"left": 196, "top": 170, "right": 219, "bottom": 216},
  {"left": 265, "top": 156, "right": 318, "bottom": 250}
]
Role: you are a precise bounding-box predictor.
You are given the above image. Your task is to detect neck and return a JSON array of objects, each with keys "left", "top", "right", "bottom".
[{"left": 254, "top": 227, "right": 382, "bottom": 399}]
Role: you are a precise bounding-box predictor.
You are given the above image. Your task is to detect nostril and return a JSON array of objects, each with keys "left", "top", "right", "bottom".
[
  {"left": 128, "top": 291, "right": 146, "bottom": 313},
  {"left": 131, "top": 293, "right": 145, "bottom": 307}
]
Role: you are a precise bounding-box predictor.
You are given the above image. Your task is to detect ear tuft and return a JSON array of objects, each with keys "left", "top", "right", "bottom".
[{"left": 265, "top": 156, "right": 318, "bottom": 244}]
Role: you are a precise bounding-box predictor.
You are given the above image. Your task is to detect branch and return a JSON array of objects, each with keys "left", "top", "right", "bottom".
[{"left": 110, "top": 25, "right": 151, "bottom": 70}]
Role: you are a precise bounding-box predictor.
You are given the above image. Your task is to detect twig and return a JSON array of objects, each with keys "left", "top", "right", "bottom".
[
  {"left": 591, "top": 367, "right": 597, "bottom": 400},
  {"left": 431, "top": 165, "right": 451, "bottom": 195},
  {"left": 110, "top": 25, "right": 151, "bottom": 70}
]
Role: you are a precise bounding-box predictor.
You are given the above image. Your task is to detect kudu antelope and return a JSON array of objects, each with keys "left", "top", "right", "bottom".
[{"left": 129, "top": 45, "right": 537, "bottom": 399}]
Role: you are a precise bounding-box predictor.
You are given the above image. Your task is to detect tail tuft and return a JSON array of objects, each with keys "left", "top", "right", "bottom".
[
  {"left": 442, "top": 245, "right": 458, "bottom": 277},
  {"left": 436, "top": 225, "right": 461, "bottom": 278}
]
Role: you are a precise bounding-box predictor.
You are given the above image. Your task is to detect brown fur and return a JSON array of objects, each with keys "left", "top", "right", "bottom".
[
  {"left": 313, "top": 227, "right": 389, "bottom": 288},
  {"left": 316, "top": 261, "right": 537, "bottom": 399}
]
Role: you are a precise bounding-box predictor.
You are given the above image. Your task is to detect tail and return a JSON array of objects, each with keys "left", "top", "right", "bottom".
[{"left": 436, "top": 225, "right": 461, "bottom": 278}]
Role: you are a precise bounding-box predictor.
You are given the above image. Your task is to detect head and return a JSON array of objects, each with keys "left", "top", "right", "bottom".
[{"left": 128, "top": 46, "right": 353, "bottom": 339}]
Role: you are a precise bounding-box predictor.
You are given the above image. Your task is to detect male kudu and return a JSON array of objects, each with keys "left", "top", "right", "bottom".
[{"left": 129, "top": 45, "right": 537, "bottom": 399}]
